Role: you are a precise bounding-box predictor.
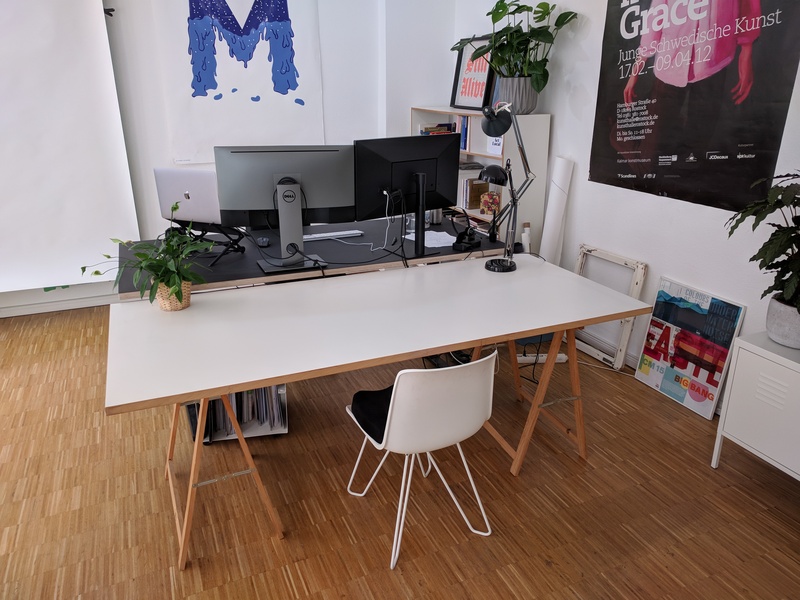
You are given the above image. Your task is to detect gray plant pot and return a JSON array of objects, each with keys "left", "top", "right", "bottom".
[
  {"left": 766, "top": 295, "right": 800, "bottom": 349},
  {"left": 497, "top": 77, "right": 538, "bottom": 115}
]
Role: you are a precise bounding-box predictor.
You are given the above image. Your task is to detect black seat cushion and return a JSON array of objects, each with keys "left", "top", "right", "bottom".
[{"left": 351, "top": 385, "right": 393, "bottom": 444}]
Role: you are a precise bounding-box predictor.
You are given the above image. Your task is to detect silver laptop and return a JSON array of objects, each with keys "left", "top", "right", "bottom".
[{"left": 154, "top": 168, "right": 221, "bottom": 225}]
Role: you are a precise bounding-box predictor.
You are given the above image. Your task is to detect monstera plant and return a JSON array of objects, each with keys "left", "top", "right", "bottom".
[{"left": 452, "top": 1, "right": 579, "bottom": 95}]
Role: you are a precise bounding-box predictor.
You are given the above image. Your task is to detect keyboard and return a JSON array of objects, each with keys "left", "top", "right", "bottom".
[{"left": 303, "top": 229, "right": 364, "bottom": 242}]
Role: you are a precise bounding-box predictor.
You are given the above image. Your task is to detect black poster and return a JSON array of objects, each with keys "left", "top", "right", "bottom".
[{"left": 590, "top": 1, "right": 800, "bottom": 211}]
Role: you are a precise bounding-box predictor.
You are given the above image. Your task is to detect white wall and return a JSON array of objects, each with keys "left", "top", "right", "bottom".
[
  {"left": 11, "top": 0, "right": 796, "bottom": 353},
  {"left": 454, "top": 1, "right": 799, "bottom": 361}
]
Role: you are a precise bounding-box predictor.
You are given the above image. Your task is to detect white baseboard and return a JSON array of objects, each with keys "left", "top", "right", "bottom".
[{"left": 0, "top": 282, "right": 120, "bottom": 318}]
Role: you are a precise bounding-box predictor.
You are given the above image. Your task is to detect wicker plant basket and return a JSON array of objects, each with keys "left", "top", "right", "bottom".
[{"left": 155, "top": 281, "right": 192, "bottom": 311}]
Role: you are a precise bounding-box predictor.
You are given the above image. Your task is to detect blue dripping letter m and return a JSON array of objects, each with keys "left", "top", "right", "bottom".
[{"left": 187, "top": 0, "right": 299, "bottom": 97}]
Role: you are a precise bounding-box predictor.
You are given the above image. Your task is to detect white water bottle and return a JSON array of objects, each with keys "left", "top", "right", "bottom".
[{"left": 521, "top": 222, "right": 531, "bottom": 254}]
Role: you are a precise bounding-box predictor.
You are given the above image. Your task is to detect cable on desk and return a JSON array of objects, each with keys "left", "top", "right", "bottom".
[
  {"left": 236, "top": 227, "right": 285, "bottom": 268},
  {"left": 286, "top": 243, "right": 327, "bottom": 276}
]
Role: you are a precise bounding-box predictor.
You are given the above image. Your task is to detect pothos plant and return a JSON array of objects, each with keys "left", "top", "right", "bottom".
[
  {"left": 452, "top": 1, "right": 579, "bottom": 94},
  {"left": 82, "top": 202, "right": 214, "bottom": 303},
  {"left": 726, "top": 170, "right": 800, "bottom": 313}
]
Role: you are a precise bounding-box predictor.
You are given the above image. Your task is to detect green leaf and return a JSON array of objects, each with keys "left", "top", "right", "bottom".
[
  {"left": 451, "top": 36, "right": 477, "bottom": 52},
  {"left": 533, "top": 2, "right": 554, "bottom": 22},
  {"left": 490, "top": 1, "right": 509, "bottom": 24},
  {"left": 531, "top": 66, "right": 549, "bottom": 93},
  {"left": 555, "top": 11, "right": 578, "bottom": 28}
]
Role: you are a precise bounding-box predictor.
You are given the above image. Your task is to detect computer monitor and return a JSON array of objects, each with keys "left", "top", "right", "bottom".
[
  {"left": 354, "top": 134, "right": 460, "bottom": 220},
  {"left": 213, "top": 145, "right": 356, "bottom": 230},
  {"left": 353, "top": 134, "right": 460, "bottom": 257},
  {"left": 214, "top": 144, "right": 355, "bottom": 266}
]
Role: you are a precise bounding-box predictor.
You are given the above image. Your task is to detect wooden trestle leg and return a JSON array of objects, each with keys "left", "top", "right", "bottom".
[
  {"left": 164, "top": 395, "right": 284, "bottom": 570},
  {"left": 478, "top": 328, "right": 587, "bottom": 476}
]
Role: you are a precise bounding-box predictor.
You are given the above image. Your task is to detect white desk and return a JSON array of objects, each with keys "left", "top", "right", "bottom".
[{"left": 105, "top": 255, "right": 651, "bottom": 568}]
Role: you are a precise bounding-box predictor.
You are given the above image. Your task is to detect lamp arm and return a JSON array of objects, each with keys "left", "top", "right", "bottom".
[
  {"left": 516, "top": 176, "right": 535, "bottom": 200},
  {"left": 508, "top": 112, "right": 535, "bottom": 202},
  {"left": 511, "top": 113, "right": 533, "bottom": 180}
]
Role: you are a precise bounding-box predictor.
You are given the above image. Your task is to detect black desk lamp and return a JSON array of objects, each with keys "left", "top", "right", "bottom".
[{"left": 479, "top": 102, "right": 535, "bottom": 273}]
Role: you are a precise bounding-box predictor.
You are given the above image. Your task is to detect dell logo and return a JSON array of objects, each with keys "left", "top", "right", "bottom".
[{"left": 282, "top": 189, "right": 297, "bottom": 203}]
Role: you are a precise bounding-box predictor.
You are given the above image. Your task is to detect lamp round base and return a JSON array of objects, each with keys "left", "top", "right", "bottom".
[{"left": 485, "top": 258, "right": 517, "bottom": 273}]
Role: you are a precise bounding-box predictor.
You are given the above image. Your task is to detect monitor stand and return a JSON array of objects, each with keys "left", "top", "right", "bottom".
[
  {"left": 277, "top": 180, "right": 306, "bottom": 266},
  {"left": 414, "top": 172, "right": 426, "bottom": 258}
]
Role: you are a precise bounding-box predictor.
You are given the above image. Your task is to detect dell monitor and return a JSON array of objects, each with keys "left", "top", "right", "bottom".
[
  {"left": 353, "top": 134, "right": 460, "bottom": 257},
  {"left": 214, "top": 145, "right": 355, "bottom": 266},
  {"left": 214, "top": 145, "right": 355, "bottom": 228}
]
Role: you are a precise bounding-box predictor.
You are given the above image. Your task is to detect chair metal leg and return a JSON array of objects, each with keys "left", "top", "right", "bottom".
[
  {"left": 428, "top": 443, "right": 491, "bottom": 537},
  {"left": 390, "top": 454, "right": 415, "bottom": 569},
  {"left": 347, "top": 436, "right": 391, "bottom": 497},
  {"left": 417, "top": 452, "right": 432, "bottom": 477}
]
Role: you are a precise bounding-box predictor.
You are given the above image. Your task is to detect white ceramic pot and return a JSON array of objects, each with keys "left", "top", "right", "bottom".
[
  {"left": 766, "top": 295, "right": 800, "bottom": 348},
  {"left": 497, "top": 77, "right": 538, "bottom": 115}
]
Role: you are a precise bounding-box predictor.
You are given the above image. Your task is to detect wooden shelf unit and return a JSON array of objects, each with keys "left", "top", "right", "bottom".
[{"left": 411, "top": 106, "right": 550, "bottom": 251}]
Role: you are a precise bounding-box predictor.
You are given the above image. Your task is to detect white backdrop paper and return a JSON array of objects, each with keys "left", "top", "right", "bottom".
[
  {"left": 154, "top": 0, "right": 325, "bottom": 164},
  {"left": 539, "top": 156, "right": 574, "bottom": 265},
  {"left": 0, "top": 0, "right": 138, "bottom": 293}
]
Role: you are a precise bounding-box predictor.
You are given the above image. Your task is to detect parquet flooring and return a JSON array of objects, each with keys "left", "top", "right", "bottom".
[{"left": 1, "top": 306, "right": 799, "bottom": 599}]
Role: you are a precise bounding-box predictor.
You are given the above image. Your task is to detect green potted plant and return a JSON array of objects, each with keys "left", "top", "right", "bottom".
[
  {"left": 452, "top": 1, "right": 578, "bottom": 113},
  {"left": 726, "top": 170, "right": 800, "bottom": 348},
  {"left": 82, "top": 202, "right": 214, "bottom": 311}
]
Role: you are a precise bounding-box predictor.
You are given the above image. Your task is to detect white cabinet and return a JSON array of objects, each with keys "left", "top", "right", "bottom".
[
  {"left": 711, "top": 332, "right": 800, "bottom": 480},
  {"left": 410, "top": 107, "right": 550, "bottom": 252}
]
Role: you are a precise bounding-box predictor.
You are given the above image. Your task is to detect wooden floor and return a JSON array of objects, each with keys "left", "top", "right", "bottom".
[{"left": 1, "top": 307, "right": 799, "bottom": 599}]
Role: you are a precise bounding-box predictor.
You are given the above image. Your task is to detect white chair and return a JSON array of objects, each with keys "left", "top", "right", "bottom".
[{"left": 345, "top": 351, "right": 497, "bottom": 569}]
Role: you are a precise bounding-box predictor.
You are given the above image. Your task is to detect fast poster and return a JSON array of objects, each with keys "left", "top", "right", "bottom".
[
  {"left": 635, "top": 277, "right": 745, "bottom": 419},
  {"left": 589, "top": 1, "right": 800, "bottom": 211}
]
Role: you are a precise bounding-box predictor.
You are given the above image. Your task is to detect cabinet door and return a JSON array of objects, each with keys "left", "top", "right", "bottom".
[{"left": 724, "top": 347, "right": 800, "bottom": 475}]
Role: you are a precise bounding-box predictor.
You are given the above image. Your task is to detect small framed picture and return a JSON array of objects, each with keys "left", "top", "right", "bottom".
[{"left": 450, "top": 37, "right": 495, "bottom": 111}]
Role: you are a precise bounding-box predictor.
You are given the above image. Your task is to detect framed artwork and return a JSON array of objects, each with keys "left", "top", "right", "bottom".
[
  {"left": 450, "top": 37, "right": 495, "bottom": 111},
  {"left": 635, "top": 277, "right": 745, "bottom": 420}
]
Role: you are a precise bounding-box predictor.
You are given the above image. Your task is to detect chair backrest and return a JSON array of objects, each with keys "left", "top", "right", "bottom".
[{"left": 380, "top": 351, "right": 497, "bottom": 455}]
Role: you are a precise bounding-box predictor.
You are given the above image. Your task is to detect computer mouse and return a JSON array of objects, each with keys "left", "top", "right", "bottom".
[{"left": 256, "top": 236, "right": 270, "bottom": 248}]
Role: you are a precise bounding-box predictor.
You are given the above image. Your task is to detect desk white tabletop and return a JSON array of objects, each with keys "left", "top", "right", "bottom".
[{"left": 105, "top": 255, "right": 652, "bottom": 414}]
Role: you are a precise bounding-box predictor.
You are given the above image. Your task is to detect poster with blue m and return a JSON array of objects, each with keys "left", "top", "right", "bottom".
[
  {"left": 157, "top": 0, "right": 324, "bottom": 163},
  {"left": 187, "top": 0, "right": 298, "bottom": 99}
]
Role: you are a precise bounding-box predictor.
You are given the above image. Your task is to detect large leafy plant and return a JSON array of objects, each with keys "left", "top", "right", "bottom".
[
  {"left": 726, "top": 171, "right": 800, "bottom": 312},
  {"left": 82, "top": 202, "right": 214, "bottom": 303},
  {"left": 452, "top": 1, "right": 578, "bottom": 94}
]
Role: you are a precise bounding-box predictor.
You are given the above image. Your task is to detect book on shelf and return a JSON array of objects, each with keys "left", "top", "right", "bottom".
[
  {"left": 459, "top": 115, "right": 469, "bottom": 151},
  {"left": 457, "top": 167, "right": 482, "bottom": 209},
  {"left": 418, "top": 121, "right": 457, "bottom": 135},
  {"left": 464, "top": 179, "right": 489, "bottom": 210}
]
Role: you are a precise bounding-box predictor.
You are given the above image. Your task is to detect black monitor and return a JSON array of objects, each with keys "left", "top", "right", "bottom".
[
  {"left": 214, "top": 145, "right": 356, "bottom": 230},
  {"left": 354, "top": 133, "right": 460, "bottom": 257},
  {"left": 354, "top": 134, "right": 460, "bottom": 221}
]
